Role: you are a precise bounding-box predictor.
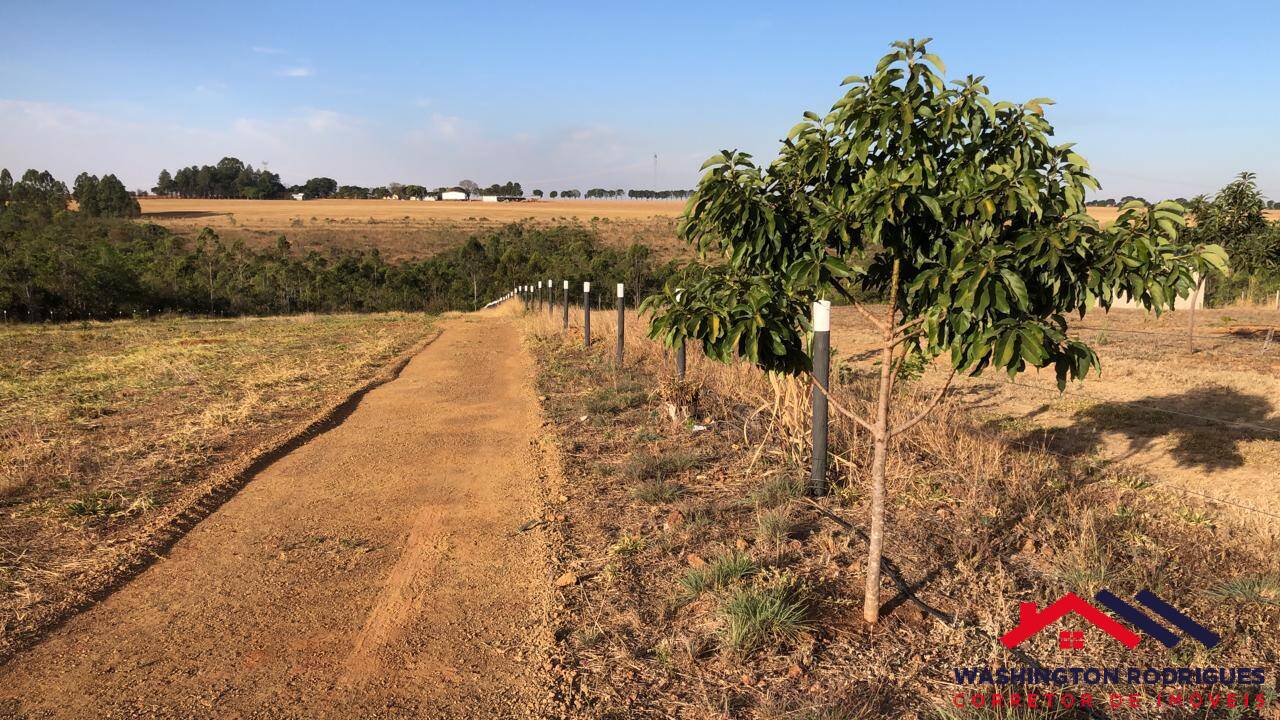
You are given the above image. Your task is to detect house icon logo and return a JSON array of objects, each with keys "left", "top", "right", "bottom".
[{"left": 1000, "top": 589, "right": 1221, "bottom": 651}]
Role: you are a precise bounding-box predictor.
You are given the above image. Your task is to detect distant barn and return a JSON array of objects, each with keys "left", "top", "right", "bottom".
[{"left": 441, "top": 187, "right": 469, "bottom": 201}]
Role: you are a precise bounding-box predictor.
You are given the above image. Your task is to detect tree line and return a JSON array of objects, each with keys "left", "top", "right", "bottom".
[{"left": 0, "top": 170, "right": 670, "bottom": 322}]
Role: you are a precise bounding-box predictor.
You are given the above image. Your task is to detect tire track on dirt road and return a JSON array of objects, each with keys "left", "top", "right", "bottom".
[{"left": 0, "top": 311, "right": 554, "bottom": 719}]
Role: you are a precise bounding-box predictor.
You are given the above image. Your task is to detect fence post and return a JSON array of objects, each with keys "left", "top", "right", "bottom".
[
  {"left": 809, "top": 300, "right": 831, "bottom": 497},
  {"left": 583, "top": 282, "right": 592, "bottom": 346},
  {"left": 536, "top": 281, "right": 542, "bottom": 310},
  {"left": 562, "top": 280, "right": 569, "bottom": 330},
  {"left": 675, "top": 288, "right": 686, "bottom": 380},
  {"left": 616, "top": 283, "right": 625, "bottom": 369}
]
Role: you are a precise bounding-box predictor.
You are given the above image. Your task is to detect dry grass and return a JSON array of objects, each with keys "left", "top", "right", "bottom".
[
  {"left": 0, "top": 312, "right": 434, "bottom": 646},
  {"left": 523, "top": 301, "right": 1279, "bottom": 719},
  {"left": 827, "top": 304, "right": 1280, "bottom": 527},
  {"left": 138, "top": 197, "right": 688, "bottom": 261}
]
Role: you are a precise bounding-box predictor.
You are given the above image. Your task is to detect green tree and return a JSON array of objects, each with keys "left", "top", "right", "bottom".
[
  {"left": 95, "top": 174, "right": 140, "bottom": 217},
  {"left": 0, "top": 168, "right": 12, "bottom": 203},
  {"left": 643, "top": 39, "right": 1226, "bottom": 623},
  {"left": 153, "top": 169, "right": 175, "bottom": 196},
  {"left": 73, "top": 172, "right": 101, "bottom": 215},
  {"left": 301, "top": 177, "right": 338, "bottom": 199}
]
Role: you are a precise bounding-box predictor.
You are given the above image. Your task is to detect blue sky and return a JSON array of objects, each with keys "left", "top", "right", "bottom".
[{"left": 1, "top": 0, "right": 1276, "bottom": 199}]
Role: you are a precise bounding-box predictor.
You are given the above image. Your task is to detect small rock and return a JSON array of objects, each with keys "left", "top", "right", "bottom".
[
  {"left": 554, "top": 514, "right": 567, "bottom": 522},
  {"left": 786, "top": 664, "right": 805, "bottom": 679},
  {"left": 558, "top": 495, "right": 569, "bottom": 503},
  {"left": 664, "top": 509, "right": 685, "bottom": 530},
  {"left": 734, "top": 538, "right": 749, "bottom": 551},
  {"left": 555, "top": 572, "right": 578, "bottom": 587},
  {"left": 1020, "top": 538, "right": 1036, "bottom": 555},
  {"left": 686, "top": 553, "right": 707, "bottom": 568},
  {"left": 578, "top": 415, "right": 588, "bottom": 422},
  {"left": 740, "top": 673, "right": 755, "bottom": 687}
]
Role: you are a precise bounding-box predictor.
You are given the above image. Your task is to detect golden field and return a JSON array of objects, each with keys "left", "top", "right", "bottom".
[
  {"left": 138, "top": 198, "right": 686, "bottom": 261},
  {"left": 139, "top": 197, "right": 689, "bottom": 223},
  {"left": 136, "top": 199, "right": 1280, "bottom": 264}
]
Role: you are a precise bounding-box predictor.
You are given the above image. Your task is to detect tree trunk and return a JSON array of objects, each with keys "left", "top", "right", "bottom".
[
  {"left": 863, "top": 259, "right": 900, "bottom": 624},
  {"left": 1187, "top": 276, "right": 1204, "bottom": 353}
]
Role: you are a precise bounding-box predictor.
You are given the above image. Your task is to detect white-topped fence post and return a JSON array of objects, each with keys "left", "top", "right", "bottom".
[
  {"left": 583, "top": 282, "right": 592, "bottom": 346},
  {"left": 615, "top": 283, "right": 625, "bottom": 369},
  {"left": 809, "top": 300, "right": 832, "bottom": 496}
]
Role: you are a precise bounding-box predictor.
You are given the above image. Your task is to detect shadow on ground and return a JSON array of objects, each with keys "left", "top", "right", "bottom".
[{"left": 1009, "top": 384, "right": 1277, "bottom": 471}]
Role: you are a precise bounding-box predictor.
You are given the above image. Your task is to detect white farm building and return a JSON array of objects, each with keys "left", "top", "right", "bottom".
[{"left": 440, "top": 187, "right": 469, "bottom": 201}]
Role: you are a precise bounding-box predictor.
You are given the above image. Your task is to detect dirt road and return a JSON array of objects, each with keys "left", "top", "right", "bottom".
[{"left": 0, "top": 312, "right": 553, "bottom": 718}]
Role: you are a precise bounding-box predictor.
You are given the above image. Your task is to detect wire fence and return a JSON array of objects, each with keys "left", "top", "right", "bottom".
[{"left": 493, "top": 282, "right": 1280, "bottom": 525}]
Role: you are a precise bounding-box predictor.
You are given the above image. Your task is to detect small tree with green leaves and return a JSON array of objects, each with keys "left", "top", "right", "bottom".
[{"left": 643, "top": 39, "right": 1227, "bottom": 623}]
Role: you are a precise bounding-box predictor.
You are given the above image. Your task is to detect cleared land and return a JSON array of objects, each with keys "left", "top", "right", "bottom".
[
  {"left": 0, "top": 310, "right": 553, "bottom": 717},
  {"left": 829, "top": 305, "right": 1280, "bottom": 529},
  {"left": 138, "top": 197, "right": 686, "bottom": 261},
  {"left": 0, "top": 312, "right": 436, "bottom": 660},
  {"left": 138, "top": 199, "right": 1280, "bottom": 265}
]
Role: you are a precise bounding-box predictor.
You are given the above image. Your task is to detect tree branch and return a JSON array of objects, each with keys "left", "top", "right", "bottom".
[
  {"left": 807, "top": 370, "right": 877, "bottom": 435},
  {"left": 829, "top": 279, "right": 887, "bottom": 331},
  {"left": 889, "top": 327, "right": 924, "bottom": 349},
  {"left": 888, "top": 367, "right": 957, "bottom": 439},
  {"left": 892, "top": 315, "right": 927, "bottom": 336}
]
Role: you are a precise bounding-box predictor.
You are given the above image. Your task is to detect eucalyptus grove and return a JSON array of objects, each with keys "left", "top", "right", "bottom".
[{"left": 644, "top": 39, "right": 1227, "bottom": 623}]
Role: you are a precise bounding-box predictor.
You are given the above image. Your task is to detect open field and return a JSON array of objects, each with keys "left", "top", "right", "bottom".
[
  {"left": 137, "top": 199, "right": 1280, "bottom": 265},
  {"left": 829, "top": 305, "right": 1280, "bottom": 529},
  {"left": 138, "top": 197, "right": 687, "bottom": 261},
  {"left": 0, "top": 312, "right": 436, "bottom": 659}
]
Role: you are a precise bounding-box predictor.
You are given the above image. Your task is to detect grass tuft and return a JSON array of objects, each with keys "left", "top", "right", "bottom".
[
  {"left": 586, "top": 383, "right": 648, "bottom": 414},
  {"left": 632, "top": 479, "right": 686, "bottom": 504},
  {"left": 680, "top": 551, "right": 755, "bottom": 596},
  {"left": 64, "top": 490, "right": 123, "bottom": 518},
  {"left": 719, "top": 573, "right": 809, "bottom": 652},
  {"left": 1206, "top": 574, "right": 1280, "bottom": 605},
  {"left": 622, "top": 448, "right": 700, "bottom": 482},
  {"left": 754, "top": 506, "right": 798, "bottom": 547},
  {"left": 748, "top": 475, "right": 805, "bottom": 509}
]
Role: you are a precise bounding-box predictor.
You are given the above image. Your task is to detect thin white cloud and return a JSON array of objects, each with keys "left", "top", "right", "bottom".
[
  {"left": 252, "top": 46, "right": 285, "bottom": 55},
  {"left": 0, "top": 98, "right": 707, "bottom": 192},
  {"left": 277, "top": 66, "right": 314, "bottom": 78}
]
